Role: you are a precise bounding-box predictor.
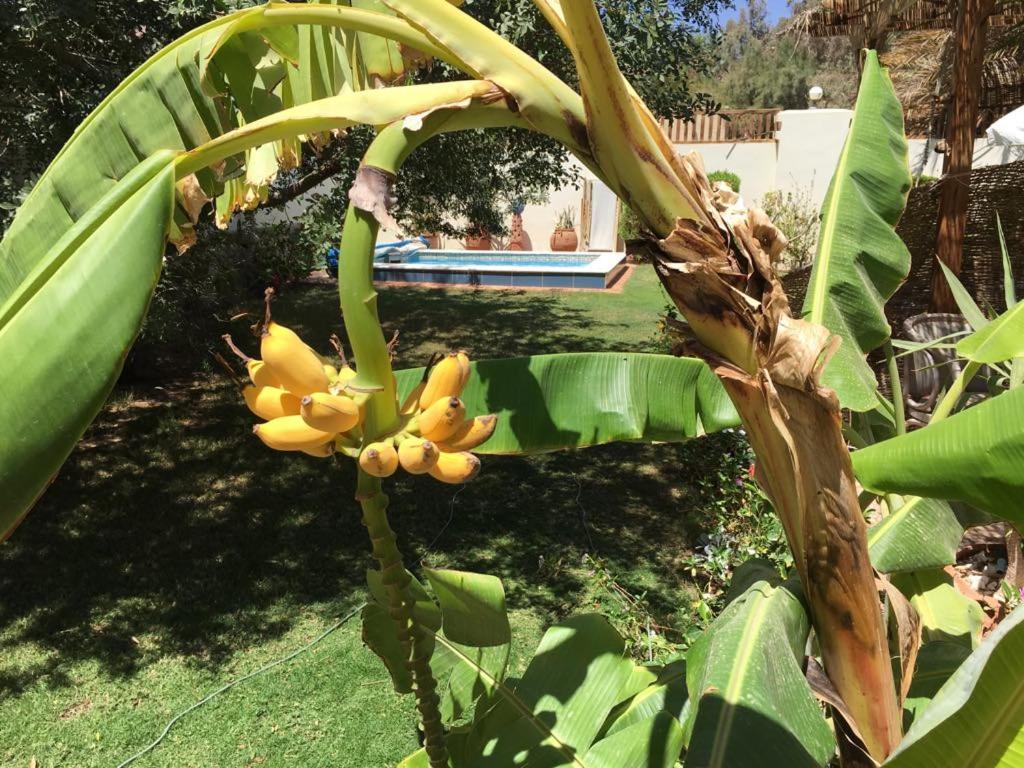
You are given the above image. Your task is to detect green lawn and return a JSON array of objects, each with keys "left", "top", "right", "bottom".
[{"left": 0, "top": 267, "right": 778, "bottom": 767}]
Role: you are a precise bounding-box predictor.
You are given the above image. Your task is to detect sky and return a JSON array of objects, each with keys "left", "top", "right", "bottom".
[{"left": 712, "top": 0, "right": 793, "bottom": 27}]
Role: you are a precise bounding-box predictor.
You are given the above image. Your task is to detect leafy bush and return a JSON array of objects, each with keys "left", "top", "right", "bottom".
[
  {"left": 707, "top": 169, "right": 741, "bottom": 192},
  {"left": 759, "top": 187, "right": 819, "bottom": 273},
  {"left": 133, "top": 219, "right": 319, "bottom": 376},
  {"left": 618, "top": 205, "right": 644, "bottom": 242}
]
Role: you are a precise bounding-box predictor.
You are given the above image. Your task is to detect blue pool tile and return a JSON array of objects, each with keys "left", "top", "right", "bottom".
[
  {"left": 543, "top": 274, "right": 573, "bottom": 289},
  {"left": 480, "top": 273, "right": 512, "bottom": 287}
]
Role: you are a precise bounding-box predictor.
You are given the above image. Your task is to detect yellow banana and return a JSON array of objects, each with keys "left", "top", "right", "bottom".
[
  {"left": 428, "top": 451, "right": 481, "bottom": 484},
  {"left": 323, "top": 363, "right": 339, "bottom": 382},
  {"left": 456, "top": 350, "right": 471, "bottom": 389},
  {"left": 247, "top": 359, "right": 281, "bottom": 388},
  {"left": 243, "top": 385, "right": 302, "bottom": 421},
  {"left": 253, "top": 415, "right": 335, "bottom": 452},
  {"left": 261, "top": 321, "right": 330, "bottom": 396},
  {"left": 300, "top": 393, "right": 360, "bottom": 433},
  {"left": 401, "top": 380, "right": 427, "bottom": 416},
  {"left": 398, "top": 437, "right": 440, "bottom": 475},
  {"left": 419, "top": 354, "right": 465, "bottom": 409},
  {"left": 437, "top": 414, "right": 497, "bottom": 452},
  {"left": 418, "top": 397, "right": 466, "bottom": 442},
  {"left": 359, "top": 441, "right": 399, "bottom": 478},
  {"left": 302, "top": 442, "right": 336, "bottom": 458}
]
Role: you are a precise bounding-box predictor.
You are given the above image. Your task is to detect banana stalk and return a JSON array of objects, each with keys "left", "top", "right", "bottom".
[
  {"left": 339, "top": 107, "right": 522, "bottom": 768},
  {"left": 554, "top": 2, "right": 902, "bottom": 760}
]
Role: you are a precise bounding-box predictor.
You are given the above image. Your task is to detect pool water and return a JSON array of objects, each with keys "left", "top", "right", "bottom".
[
  {"left": 392, "top": 250, "right": 595, "bottom": 268},
  {"left": 372, "top": 248, "right": 626, "bottom": 289}
]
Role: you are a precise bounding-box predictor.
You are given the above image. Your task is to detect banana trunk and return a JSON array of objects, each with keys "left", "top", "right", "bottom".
[{"left": 558, "top": 2, "right": 902, "bottom": 759}]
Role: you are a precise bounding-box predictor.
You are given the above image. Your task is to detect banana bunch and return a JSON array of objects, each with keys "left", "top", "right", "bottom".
[
  {"left": 224, "top": 320, "right": 365, "bottom": 459},
  {"left": 358, "top": 351, "right": 497, "bottom": 485}
]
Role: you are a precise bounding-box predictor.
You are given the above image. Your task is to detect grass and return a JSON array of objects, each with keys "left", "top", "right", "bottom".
[{"left": 0, "top": 267, "right": 781, "bottom": 767}]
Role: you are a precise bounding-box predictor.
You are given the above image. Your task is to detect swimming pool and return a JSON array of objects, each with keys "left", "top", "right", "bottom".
[{"left": 373, "top": 249, "right": 627, "bottom": 289}]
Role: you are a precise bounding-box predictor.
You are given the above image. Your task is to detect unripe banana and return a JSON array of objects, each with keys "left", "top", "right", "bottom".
[
  {"left": 401, "top": 381, "right": 427, "bottom": 416},
  {"left": 323, "top": 363, "right": 339, "bottom": 382},
  {"left": 300, "top": 392, "right": 360, "bottom": 433},
  {"left": 302, "top": 442, "right": 336, "bottom": 458},
  {"left": 247, "top": 359, "right": 280, "bottom": 389},
  {"left": 437, "top": 414, "right": 497, "bottom": 452},
  {"left": 359, "top": 441, "right": 399, "bottom": 478},
  {"left": 456, "top": 350, "right": 471, "bottom": 389},
  {"left": 243, "top": 385, "right": 302, "bottom": 421},
  {"left": 398, "top": 437, "right": 440, "bottom": 475},
  {"left": 419, "top": 354, "right": 465, "bottom": 409},
  {"left": 418, "top": 397, "right": 466, "bottom": 442},
  {"left": 253, "top": 415, "right": 335, "bottom": 452},
  {"left": 337, "top": 366, "right": 357, "bottom": 388},
  {"left": 428, "top": 451, "right": 481, "bottom": 484},
  {"left": 261, "top": 321, "right": 330, "bottom": 396}
]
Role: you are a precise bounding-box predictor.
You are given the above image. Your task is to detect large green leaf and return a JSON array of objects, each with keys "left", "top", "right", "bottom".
[
  {"left": 901, "top": 641, "right": 972, "bottom": 730},
  {"left": 683, "top": 580, "right": 835, "bottom": 767},
  {"left": 801, "top": 50, "right": 912, "bottom": 412},
  {"left": 0, "top": 157, "right": 175, "bottom": 539},
  {"left": 868, "top": 498, "right": 964, "bottom": 574},
  {"left": 883, "top": 604, "right": 1024, "bottom": 768},
  {"left": 395, "top": 353, "right": 739, "bottom": 455},
  {"left": 957, "top": 301, "right": 1024, "bottom": 364},
  {"left": 601, "top": 660, "right": 688, "bottom": 738},
  {"left": 853, "top": 387, "right": 1024, "bottom": 523},
  {"left": 890, "top": 569, "right": 984, "bottom": 650},
  {"left": 445, "top": 614, "right": 677, "bottom": 768},
  {"left": 423, "top": 568, "right": 511, "bottom": 647}
]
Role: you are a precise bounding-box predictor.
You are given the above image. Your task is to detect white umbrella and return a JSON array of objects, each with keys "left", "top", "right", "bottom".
[{"left": 986, "top": 104, "right": 1024, "bottom": 145}]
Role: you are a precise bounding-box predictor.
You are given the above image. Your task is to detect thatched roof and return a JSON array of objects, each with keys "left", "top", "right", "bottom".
[{"left": 793, "top": 0, "right": 1024, "bottom": 136}]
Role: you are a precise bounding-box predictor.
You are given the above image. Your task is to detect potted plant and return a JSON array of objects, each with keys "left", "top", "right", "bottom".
[
  {"left": 508, "top": 201, "right": 531, "bottom": 251},
  {"left": 422, "top": 231, "right": 442, "bottom": 249},
  {"left": 550, "top": 206, "right": 578, "bottom": 252},
  {"left": 464, "top": 225, "right": 492, "bottom": 251}
]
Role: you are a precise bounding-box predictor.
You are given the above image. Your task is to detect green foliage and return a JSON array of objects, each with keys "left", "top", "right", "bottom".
[
  {"left": 683, "top": 577, "right": 836, "bottom": 767},
  {"left": 758, "top": 187, "right": 819, "bottom": 272},
  {"left": 802, "top": 50, "right": 913, "bottom": 412},
  {"left": 619, "top": 205, "right": 645, "bottom": 242},
  {"left": 555, "top": 206, "right": 577, "bottom": 230},
  {"left": 394, "top": 353, "right": 740, "bottom": 456},
  {"left": 707, "top": 169, "right": 741, "bottom": 192},
  {"left": 696, "top": 0, "right": 856, "bottom": 110},
  {"left": 884, "top": 604, "right": 1024, "bottom": 768}
]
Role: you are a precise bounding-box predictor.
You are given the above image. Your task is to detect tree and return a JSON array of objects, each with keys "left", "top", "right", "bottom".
[
  {"left": 1, "top": 0, "right": 725, "bottom": 237},
  {"left": 7, "top": 3, "right": 1024, "bottom": 767}
]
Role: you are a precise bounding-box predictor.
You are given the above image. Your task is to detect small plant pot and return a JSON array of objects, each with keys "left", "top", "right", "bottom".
[
  {"left": 465, "top": 233, "right": 492, "bottom": 251},
  {"left": 550, "top": 228, "right": 578, "bottom": 252},
  {"left": 423, "top": 232, "right": 442, "bottom": 249}
]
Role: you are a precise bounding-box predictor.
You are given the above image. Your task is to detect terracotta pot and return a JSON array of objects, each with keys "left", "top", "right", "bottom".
[
  {"left": 423, "top": 232, "right": 442, "bottom": 249},
  {"left": 509, "top": 213, "right": 527, "bottom": 251},
  {"left": 465, "top": 232, "right": 492, "bottom": 251},
  {"left": 550, "top": 228, "right": 578, "bottom": 252}
]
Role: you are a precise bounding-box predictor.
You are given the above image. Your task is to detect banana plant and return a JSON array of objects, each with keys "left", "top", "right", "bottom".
[{"left": 4, "top": 2, "right": 1024, "bottom": 767}]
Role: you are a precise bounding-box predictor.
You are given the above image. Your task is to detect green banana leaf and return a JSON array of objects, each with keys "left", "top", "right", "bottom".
[
  {"left": 902, "top": 641, "right": 972, "bottom": 730},
  {"left": 683, "top": 580, "right": 835, "bottom": 767},
  {"left": 883, "top": 603, "right": 1024, "bottom": 768},
  {"left": 422, "top": 569, "right": 511, "bottom": 724},
  {"left": 853, "top": 387, "right": 1024, "bottom": 523},
  {"left": 0, "top": 156, "right": 176, "bottom": 538},
  {"left": 890, "top": 569, "right": 984, "bottom": 650},
  {"left": 801, "top": 50, "right": 912, "bottom": 412},
  {"left": 435, "top": 614, "right": 683, "bottom": 768},
  {"left": 395, "top": 353, "right": 739, "bottom": 455},
  {"left": 957, "top": 301, "right": 1024, "bottom": 364},
  {"left": 601, "top": 660, "right": 688, "bottom": 739},
  {"left": 867, "top": 498, "right": 964, "bottom": 574}
]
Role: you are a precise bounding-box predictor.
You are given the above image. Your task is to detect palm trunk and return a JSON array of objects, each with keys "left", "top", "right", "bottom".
[{"left": 931, "top": 0, "right": 995, "bottom": 312}]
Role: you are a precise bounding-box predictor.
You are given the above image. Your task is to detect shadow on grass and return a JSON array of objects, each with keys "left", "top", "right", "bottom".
[{"left": 0, "top": 281, "right": 720, "bottom": 701}]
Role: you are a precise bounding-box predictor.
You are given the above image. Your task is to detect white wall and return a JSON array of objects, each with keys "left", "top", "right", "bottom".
[
  {"left": 252, "top": 109, "right": 1024, "bottom": 252},
  {"left": 909, "top": 137, "right": 1024, "bottom": 178}
]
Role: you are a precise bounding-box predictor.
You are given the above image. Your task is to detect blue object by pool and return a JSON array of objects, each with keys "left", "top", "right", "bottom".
[{"left": 374, "top": 249, "right": 626, "bottom": 289}]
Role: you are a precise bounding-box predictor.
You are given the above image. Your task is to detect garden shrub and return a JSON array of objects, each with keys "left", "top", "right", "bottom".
[
  {"left": 759, "top": 187, "right": 820, "bottom": 273},
  {"left": 707, "top": 170, "right": 741, "bottom": 192}
]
